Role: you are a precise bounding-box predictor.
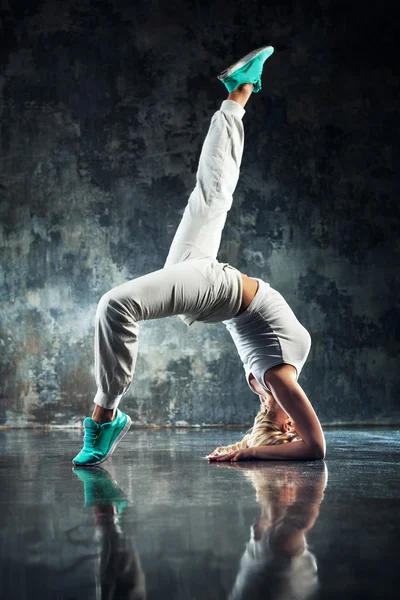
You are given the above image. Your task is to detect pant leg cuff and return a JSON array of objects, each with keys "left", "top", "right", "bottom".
[
  {"left": 94, "top": 389, "right": 123, "bottom": 410},
  {"left": 220, "top": 99, "right": 246, "bottom": 120}
]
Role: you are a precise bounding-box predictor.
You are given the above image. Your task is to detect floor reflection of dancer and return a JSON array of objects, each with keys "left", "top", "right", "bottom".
[
  {"left": 72, "top": 45, "right": 326, "bottom": 467},
  {"left": 73, "top": 467, "right": 146, "bottom": 600},
  {"left": 227, "top": 462, "right": 328, "bottom": 600}
]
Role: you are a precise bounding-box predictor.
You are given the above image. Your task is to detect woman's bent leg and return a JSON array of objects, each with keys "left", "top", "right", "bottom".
[{"left": 93, "top": 261, "right": 214, "bottom": 410}]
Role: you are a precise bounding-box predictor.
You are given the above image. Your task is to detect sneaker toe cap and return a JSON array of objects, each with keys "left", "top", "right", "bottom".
[{"left": 72, "top": 450, "right": 102, "bottom": 466}]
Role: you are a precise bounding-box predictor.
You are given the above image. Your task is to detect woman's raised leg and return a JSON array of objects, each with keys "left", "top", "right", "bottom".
[{"left": 164, "top": 84, "right": 253, "bottom": 267}]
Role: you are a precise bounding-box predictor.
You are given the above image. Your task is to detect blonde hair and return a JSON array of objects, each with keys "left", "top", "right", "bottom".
[{"left": 217, "top": 404, "right": 299, "bottom": 454}]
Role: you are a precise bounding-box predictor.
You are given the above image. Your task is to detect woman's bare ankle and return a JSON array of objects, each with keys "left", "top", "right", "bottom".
[
  {"left": 227, "top": 83, "right": 254, "bottom": 107},
  {"left": 92, "top": 405, "right": 116, "bottom": 424}
]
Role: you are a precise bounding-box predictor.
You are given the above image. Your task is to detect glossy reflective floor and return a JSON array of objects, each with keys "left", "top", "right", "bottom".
[{"left": 0, "top": 428, "right": 399, "bottom": 599}]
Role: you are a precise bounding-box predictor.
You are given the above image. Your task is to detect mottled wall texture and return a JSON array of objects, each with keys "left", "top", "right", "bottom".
[{"left": 0, "top": 0, "right": 399, "bottom": 427}]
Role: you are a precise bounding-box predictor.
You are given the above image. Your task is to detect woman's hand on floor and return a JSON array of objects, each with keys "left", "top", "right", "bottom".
[
  {"left": 208, "top": 448, "right": 253, "bottom": 462},
  {"left": 207, "top": 446, "right": 225, "bottom": 458}
]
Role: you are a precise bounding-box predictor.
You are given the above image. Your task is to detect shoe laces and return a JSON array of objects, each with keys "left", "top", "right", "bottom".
[{"left": 83, "top": 427, "right": 100, "bottom": 448}]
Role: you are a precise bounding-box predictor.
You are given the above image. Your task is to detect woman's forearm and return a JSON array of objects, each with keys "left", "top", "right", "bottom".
[{"left": 251, "top": 440, "right": 325, "bottom": 461}]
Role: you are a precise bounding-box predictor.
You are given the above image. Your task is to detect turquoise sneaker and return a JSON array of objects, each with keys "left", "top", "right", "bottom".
[
  {"left": 73, "top": 465, "right": 128, "bottom": 515},
  {"left": 72, "top": 408, "right": 132, "bottom": 467},
  {"left": 217, "top": 45, "right": 274, "bottom": 94}
]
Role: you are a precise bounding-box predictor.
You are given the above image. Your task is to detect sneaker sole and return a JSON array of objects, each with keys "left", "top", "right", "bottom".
[
  {"left": 72, "top": 414, "right": 132, "bottom": 467},
  {"left": 217, "top": 45, "right": 274, "bottom": 80}
]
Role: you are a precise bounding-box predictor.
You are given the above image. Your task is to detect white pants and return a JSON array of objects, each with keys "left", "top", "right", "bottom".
[{"left": 94, "top": 99, "right": 246, "bottom": 409}]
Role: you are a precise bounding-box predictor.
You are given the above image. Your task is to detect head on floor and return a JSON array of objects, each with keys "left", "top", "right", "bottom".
[
  {"left": 245, "top": 399, "right": 299, "bottom": 447},
  {"left": 216, "top": 394, "right": 299, "bottom": 455}
]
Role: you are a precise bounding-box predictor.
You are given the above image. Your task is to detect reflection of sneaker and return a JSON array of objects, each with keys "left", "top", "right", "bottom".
[
  {"left": 73, "top": 465, "right": 128, "bottom": 515},
  {"left": 217, "top": 45, "right": 274, "bottom": 94},
  {"left": 72, "top": 408, "right": 131, "bottom": 467}
]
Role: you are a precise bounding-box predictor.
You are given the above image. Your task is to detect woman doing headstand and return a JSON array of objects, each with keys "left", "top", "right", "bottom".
[{"left": 72, "top": 46, "right": 326, "bottom": 467}]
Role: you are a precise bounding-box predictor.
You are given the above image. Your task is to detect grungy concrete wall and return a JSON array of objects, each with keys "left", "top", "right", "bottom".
[{"left": 0, "top": 0, "right": 399, "bottom": 427}]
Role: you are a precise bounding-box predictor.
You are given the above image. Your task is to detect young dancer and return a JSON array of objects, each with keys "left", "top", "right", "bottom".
[{"left": 72, "top": 46, "right": 326, "bottom": 467}]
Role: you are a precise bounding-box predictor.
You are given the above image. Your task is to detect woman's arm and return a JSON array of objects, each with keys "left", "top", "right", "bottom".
[
  {"left": 209, "top": 365, "right": 326, "bottom": 462},
  {"left": 209, "top": 439, "right": 323, "bottom": 462},
  {"left": 252, "top": 439, "right": 323, "bottom": 460},
  {"left": 264, "top": 366, "right": 326, "bottom": 459}
]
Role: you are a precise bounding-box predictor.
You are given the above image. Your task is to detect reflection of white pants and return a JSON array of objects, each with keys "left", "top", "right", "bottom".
[{"left": 94, "top": 100, "right": 246, "bottom": 409}]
